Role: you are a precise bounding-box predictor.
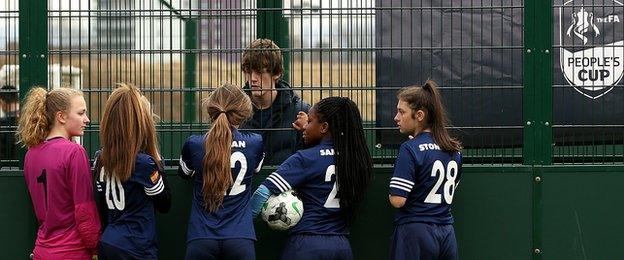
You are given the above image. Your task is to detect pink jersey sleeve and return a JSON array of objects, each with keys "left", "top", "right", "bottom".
[{"left": 69, "top": 146, "right": 101, "bottom": 251}]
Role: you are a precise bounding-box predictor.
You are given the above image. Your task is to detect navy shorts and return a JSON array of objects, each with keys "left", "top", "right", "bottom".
[
  {"left": 185, "top": 238, "right": 255, "bottom": 260},
  {"left": 390, "top": 222, "right": 458, "bottom": 260},
  {"left": 98, "top": 242, "right": 146, "bottom": 260},
  {"left": 281, "top": 234, "right": 353, "bottom": 260}
]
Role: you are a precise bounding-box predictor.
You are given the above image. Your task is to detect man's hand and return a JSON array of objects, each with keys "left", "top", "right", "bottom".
[{"left": 292, "top": 111, "right": 308, "bottom": 132}]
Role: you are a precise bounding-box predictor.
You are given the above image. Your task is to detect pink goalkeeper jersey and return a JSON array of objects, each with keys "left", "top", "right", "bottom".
[{"left": 24, "top": 137, "right": 100, "bottom": 259}]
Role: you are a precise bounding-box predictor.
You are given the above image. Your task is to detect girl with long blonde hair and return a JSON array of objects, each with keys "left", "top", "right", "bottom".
[{"left": 94, "top": 83, "right": 171, "bottom": 260}]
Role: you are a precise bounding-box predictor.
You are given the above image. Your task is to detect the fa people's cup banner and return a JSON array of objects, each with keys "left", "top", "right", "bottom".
[
  {"left": 375, "top": 0, "right": 624, "bottom": 150},
  {"left": 559, "top": 1, "right": 624, "bottom": 99}
]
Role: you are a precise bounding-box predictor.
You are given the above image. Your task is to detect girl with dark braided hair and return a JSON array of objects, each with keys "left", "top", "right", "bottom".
[{"left": 250, "top": 96, "right": 373, "bottom": 260}]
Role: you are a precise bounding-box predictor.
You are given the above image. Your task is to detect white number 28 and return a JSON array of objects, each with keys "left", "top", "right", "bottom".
[{"left": 424, "top": 160, "right": 459, "bottom": 204}]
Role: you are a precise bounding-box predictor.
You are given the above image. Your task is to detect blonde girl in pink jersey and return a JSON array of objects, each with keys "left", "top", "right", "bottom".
[{"left": 16, "top": 87, "right": 100, "bottom": 260}]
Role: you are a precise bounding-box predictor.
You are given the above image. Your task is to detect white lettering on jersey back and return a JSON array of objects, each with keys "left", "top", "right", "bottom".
[
  {"left": 232, "top": 140, "right": 246, "bottom": 148},
  {"left": 419, "top": 143, "right": 441, "bottom": 152},
  {"left": 320, "top": 149, "right": 335, "bottom": 156}
]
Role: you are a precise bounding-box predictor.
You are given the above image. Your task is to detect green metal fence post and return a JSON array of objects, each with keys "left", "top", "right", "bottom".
[
  {"left": 534, "top": 0, "right": 553, "bottom": 166},
  {"left": 523, "top": 0, "right": 553, "bottom": 166},
  {"left": 18, "top": 0, "right": 47, "bottom": 246},
  {"left": 18, "top": 0, "right": 48, "bottom": 90},
  {"left": 184, "top": 19, "right": 197, "bottom": 123},
  {"left": 18, "top": 0, "right": 48, "bottom": 167},
  {"left": 257, "top": 0, "right": 290, "bottom": 81},
  {"left": 524, "top": 0, "right": 553, "bottom": 259}
]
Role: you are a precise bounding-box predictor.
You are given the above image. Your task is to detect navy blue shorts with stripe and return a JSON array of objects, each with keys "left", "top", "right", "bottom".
[
  {"left": 390, "top": 222, "right": 458, "bottom": 260},
  {"left": 282, "top": 234, "right": 353, "bottom": 260},
  {"left": 185, "top": 238, "right": 255, "bottom": 260}
]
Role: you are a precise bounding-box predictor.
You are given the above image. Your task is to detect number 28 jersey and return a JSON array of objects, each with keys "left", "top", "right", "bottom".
[
  {"left": 389, "top": 132, "right": 462, "bottom": 225},
  {"left": 178, "top": 129, "right": 264, "bottom": 242}
]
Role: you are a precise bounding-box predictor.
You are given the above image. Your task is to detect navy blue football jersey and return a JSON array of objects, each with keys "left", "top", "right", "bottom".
[
  {"left": 389, "top": 132, "right": 462, "bottom": 225},
  {"left": 262, "top": 139, "right": 347, "bottom": 235},
  {"left": 94, "top": 151, "right": 166, "bottom": 259},
  {"left": 178, "top": 129, "right": 264, "bottom": 241}
]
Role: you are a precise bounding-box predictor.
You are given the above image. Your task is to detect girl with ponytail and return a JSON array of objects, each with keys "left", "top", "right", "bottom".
[
  {"left": 250, "top": 96, "right": 373, "bottom": 260},
  {"left": 17, "top": 87, "right": 100, "bottom": 259},
  {"left": 389, "top": 80, "right": 462, "bottom": 260},
  {"left": 178, "top": 83, "right": 264, "bottom": 260}
]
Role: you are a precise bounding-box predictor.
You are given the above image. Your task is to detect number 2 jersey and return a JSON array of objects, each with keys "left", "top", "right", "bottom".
[
  {"left": 261, "top": 138, "right": 347, "bottom": 236},
  {"left": 94, "top": 151, "right": 171, "bottom": 259},
  {"left": 178, "top": 129, "right": 264, "bottom": 242},
  {"left": 389, "top": 132, "right": 462, "bottom": 225}
]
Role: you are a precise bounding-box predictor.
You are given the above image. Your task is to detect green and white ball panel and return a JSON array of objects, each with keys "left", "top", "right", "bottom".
[{"left": 261, "top": 190, "right": 304, "bottom": 230}]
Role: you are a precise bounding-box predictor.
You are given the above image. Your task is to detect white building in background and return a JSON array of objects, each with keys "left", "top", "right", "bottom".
[
  {"left": 0, "top": 0, "right": 375, "bottom": 61},
  {"left": 100, "top": 0, "right": 197, "bottom": 61},
  {"left": 49, "top": 0, "right": 97, "bottom": 49},
  {"left": 0, "top": 0, "right": 18, "bottom": 50},
  {"left": 285, "top": 0, "right": 375, "bottom": 49},
  {"left": 0, "top": 0, "right": 95, "bottom": 50}
]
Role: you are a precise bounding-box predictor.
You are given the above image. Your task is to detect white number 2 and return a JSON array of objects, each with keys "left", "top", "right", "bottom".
[
  {"left": 324, "top": 165, "right": 340, "bottom": 208},
  {"left": 424, "top": 160, "right": 458, "bottom": 204},
  {"left": 228, "top": 151, "right": 247, "bottom": 196}
]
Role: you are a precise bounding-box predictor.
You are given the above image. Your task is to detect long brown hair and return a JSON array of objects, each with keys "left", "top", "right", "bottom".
[
  {"left": 397, "top": 80, "right": 462, "bottom": 153},
  {"left": 16, "top": 87, "right": 83, "bottom": 148},
  {"left": 202, "top": 83, "right": 252, "bottom": 212},
  {"left": 100, "top": 83, "right": 160, "bottom": 182}
]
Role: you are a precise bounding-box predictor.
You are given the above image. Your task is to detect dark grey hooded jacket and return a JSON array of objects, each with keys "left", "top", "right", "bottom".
[{"left": 241, "top": 79, "right": 311, "bottom": 166}]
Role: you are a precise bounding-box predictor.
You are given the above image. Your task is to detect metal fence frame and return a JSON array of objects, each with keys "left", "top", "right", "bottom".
[{"left": 0, "top": 1, "right": 623, "bottom": 259}]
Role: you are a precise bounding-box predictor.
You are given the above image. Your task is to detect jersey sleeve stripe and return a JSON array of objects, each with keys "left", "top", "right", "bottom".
[
  {"left": 270, "top": 172, "right": 292, "bottom": 190},
  {"left": 267, "top": 176, "right": 288, "bottom": 193},
  {"left": 144, "top": 178, "right": 165, "bottom": 196},
  {"left": 96, "top": 168, "right": 105, "bottom": 192},
  {"left": 391, "top": 177, "right": 415, "bottom": 186},
  {"left": 144, "top": 177, "right": 164, "bottom": 192},
  {"left": 179, "top": 156, "right": 194, "bottom": 176},
  {"left": 390, "top": 180, "right": 413, "bottom": 190},
  {"left": 390, "top": 184, "right": 412, "bottom": 193}
]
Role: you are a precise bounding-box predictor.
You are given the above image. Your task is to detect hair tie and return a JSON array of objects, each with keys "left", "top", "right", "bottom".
[{"left": 219, "top": 110, "right": 226, "bottom": 114}]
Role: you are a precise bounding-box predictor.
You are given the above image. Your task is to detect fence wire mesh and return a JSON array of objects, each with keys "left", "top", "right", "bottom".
[
  {"left": 0, "top": 1, "right": 19, "bottom": 169},
  {"left": 552, "top": 0, "right": 624, "bottom": 164},
  {"left": 0, "top": 0, "right": 622, "bottom": 170}
]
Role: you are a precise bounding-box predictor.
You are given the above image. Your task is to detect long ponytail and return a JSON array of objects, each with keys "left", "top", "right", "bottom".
[
  {"left": 202, "top": 112, "right": 233, "bottom": 212},
  {"left": 202, "top": 84, "right": 253, "bottom": 212},
  {"left": 398, "top": 80, "right": 462, "bottom": 153},
  {"left": 16, "top": 87, "right": 83, "bottom": 148}
]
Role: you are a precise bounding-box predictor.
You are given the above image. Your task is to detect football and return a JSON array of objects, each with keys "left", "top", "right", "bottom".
[{"left": 260, "top": 190, "right": 304, "bottom": 230}]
